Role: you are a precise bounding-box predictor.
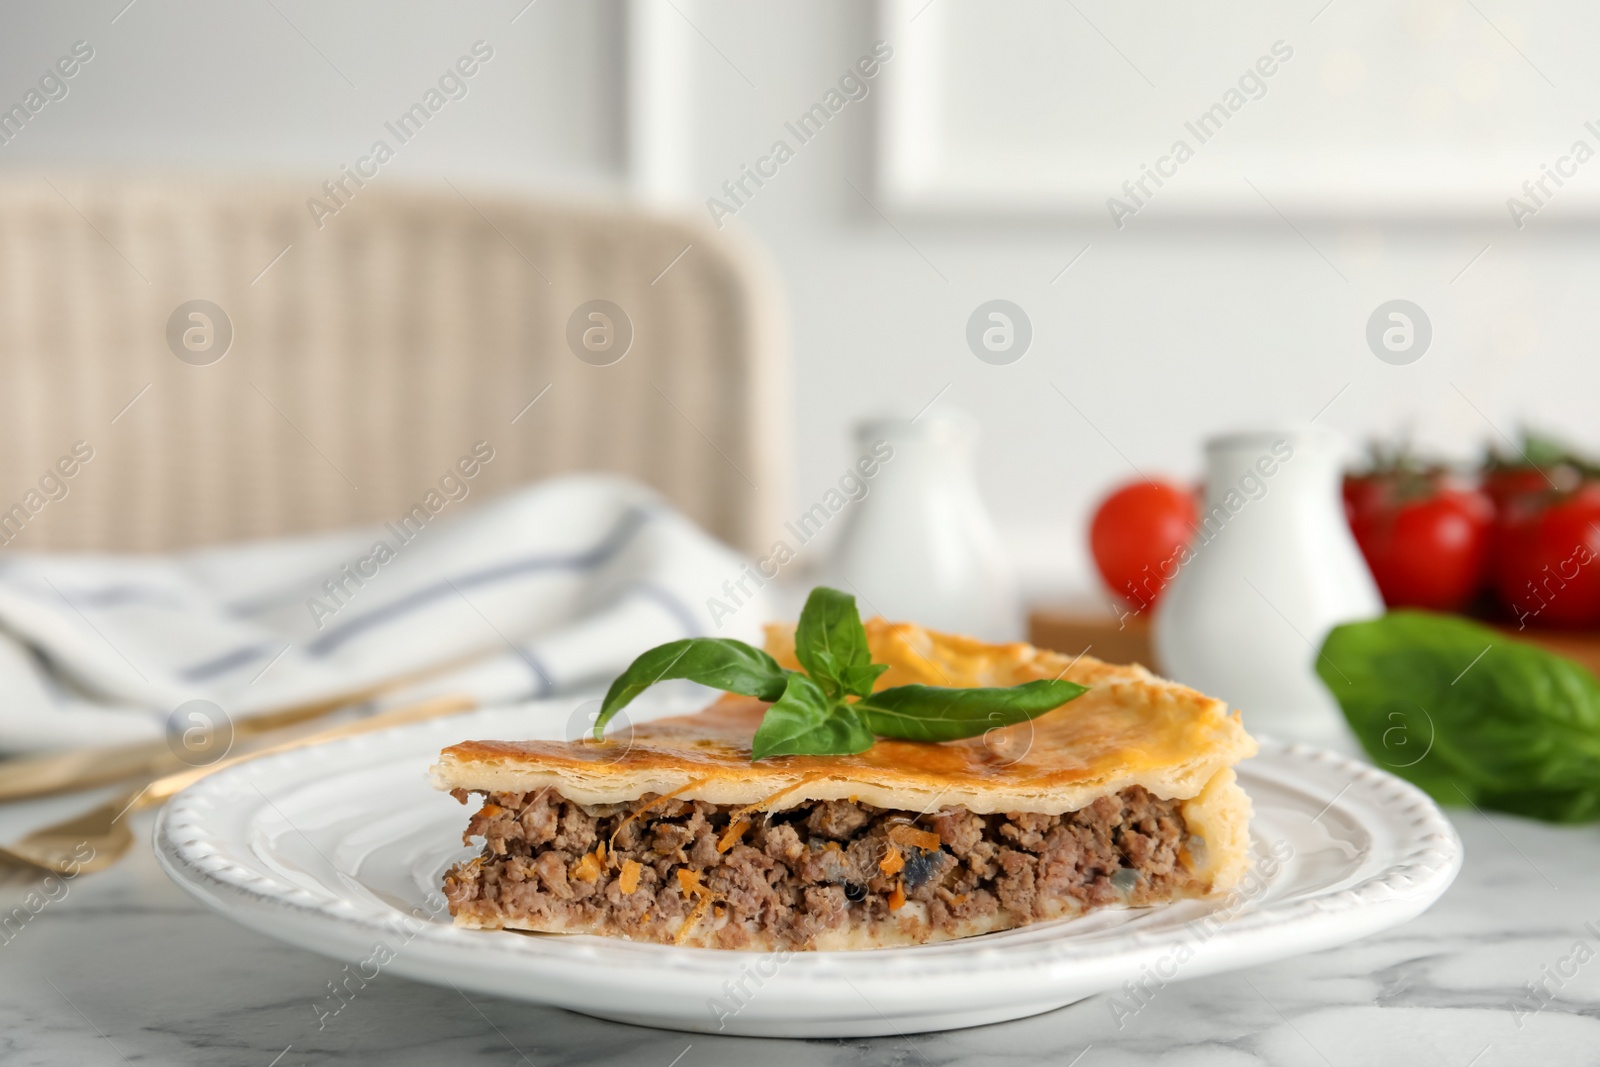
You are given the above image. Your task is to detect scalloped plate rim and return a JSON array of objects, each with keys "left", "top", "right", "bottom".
[{"left": 152, "top": 701, "right": 1463, "bottom": 1036}]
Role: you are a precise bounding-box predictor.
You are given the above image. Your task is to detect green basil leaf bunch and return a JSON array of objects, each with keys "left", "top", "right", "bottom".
[
  {"left": 594, "top": 586, "right": 1089, "bottom": 760},
  {"left": 1318, "top": 610, "right": 1600, "bottom": 823}
]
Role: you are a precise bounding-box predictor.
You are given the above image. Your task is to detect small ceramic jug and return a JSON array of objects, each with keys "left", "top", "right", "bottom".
[
  {"left": 827, "top": 411, "right": 1021, "bottom": 641},
  {"left": 1152, "top": 428, "right": 1382, "bottom": 746}
]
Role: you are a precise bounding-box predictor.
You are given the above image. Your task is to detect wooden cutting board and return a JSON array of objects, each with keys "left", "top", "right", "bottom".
[
  {"left": 1027, "top": 606, "right": 1600, "bottom": 679},
  {"left": 1027, "top": 608, "right": 1159, "bottom": 671}
]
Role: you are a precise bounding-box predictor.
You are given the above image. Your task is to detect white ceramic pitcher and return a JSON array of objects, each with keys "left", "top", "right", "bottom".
[
  {"left": 827, "top": 411, "right": 1020, "bottom": 641},
  {"left": 1152, "top": 428, "right": 1382, "bottom": 746}
]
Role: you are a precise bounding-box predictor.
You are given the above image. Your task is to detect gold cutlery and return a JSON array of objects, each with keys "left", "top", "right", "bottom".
[
  {"left": 0, "top": 696, "right": 361, "bottom": 803},
  {"left": 0, "top": 694, "right": 475, "bottom": 876},
  {"left": 0, "top": 650, "right": 495, "bottom": 803}
]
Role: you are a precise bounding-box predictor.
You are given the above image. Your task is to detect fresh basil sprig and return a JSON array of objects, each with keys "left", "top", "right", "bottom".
[
  {"left": 793, "top": 586, "right": 889, "bottom": 700},
  {"left": 594, "top": 586, "right": 1089, "bottom": 760},
  {"left": 1319, "top": 610, "right": 1600, "bottom": 823},
  {"left": 593, "top": 638, "right": 789, "bottom": 730},
  {"left": 854, "top": 680, "right": 1091, "bottom": 743},
  {"left": 752, "top": 672, "right": 875, "bottom": 759}
]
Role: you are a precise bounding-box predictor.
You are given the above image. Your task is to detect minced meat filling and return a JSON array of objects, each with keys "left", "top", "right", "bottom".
[{"left": 443, "top": 787, "right": 1201, "bottom": 950}]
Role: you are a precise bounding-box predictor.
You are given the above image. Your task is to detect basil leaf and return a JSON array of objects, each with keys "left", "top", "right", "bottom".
[
  {"left": 751, "top": 673, "right": 874, "bottom": 759},
  {"left": 1319, "top": 611, "right": 1600, "bottom": 823},
  {"left": 793, "top": 586, "right": 885, "bottom": 699},
  {"left": 836, "top": 662, "right": 890, "bottom": 698},
  {"left": 596, "top": 638, "right": 790, "bottom": 739},
  {"left": 855, "top": 679, "right": 1089, "bottom": 743}
]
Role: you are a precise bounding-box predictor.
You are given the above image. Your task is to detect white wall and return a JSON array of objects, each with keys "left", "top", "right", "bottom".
[
  {"left": 4, "top": 0, "right": 1596, "bottom": 600},
  {"left": 656, "top": 2, "right": 1600, "bottom": 598},
  {"left": 0, "top": 0, "right": 624, "bottom": 185}
]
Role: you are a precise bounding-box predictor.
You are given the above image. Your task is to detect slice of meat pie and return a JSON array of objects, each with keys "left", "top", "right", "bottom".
[{"left": 432, "top": 618, "right": 1257, "bottom": 951}]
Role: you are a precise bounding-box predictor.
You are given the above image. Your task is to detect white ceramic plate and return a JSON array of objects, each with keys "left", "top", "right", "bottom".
[{"left": 154, "top": 699, "right": 1462, "bottom": 1038}]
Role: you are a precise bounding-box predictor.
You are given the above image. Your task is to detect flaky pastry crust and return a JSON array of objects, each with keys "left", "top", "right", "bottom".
[{"left": 432, "top": 619, "right": 1257, "bottom": 891}]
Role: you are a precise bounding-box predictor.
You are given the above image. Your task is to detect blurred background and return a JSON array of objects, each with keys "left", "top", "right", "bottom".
[
  {"left": 7, "top": 0, "right": 1596, "bottom": 600},
  {"left": 9, "top": 5, "right": 1600, "bottom": 1060}
]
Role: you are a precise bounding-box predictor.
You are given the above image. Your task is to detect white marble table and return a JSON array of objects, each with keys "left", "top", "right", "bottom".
[{"left": 2, "top": 798, "right": 1597, "bottom": 1066}]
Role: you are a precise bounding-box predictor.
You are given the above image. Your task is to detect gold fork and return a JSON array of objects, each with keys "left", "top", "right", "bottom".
[
  {"left": 0, "top": 649, "right": 501, "bottom": 804},
  {"left": 0, "top": 694, "right": 475, "bottom": 876},
  {"left": 0, "top": 697, "right": 358, "bottom": 804}
]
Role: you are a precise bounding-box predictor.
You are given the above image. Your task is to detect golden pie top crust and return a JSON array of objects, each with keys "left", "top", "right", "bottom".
[{"left": 431, "top": 618, "right": 1258, "bottom": 820}]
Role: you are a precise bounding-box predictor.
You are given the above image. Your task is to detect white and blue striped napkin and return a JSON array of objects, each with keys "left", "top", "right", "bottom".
[{"left": 0, "top": 474, "right": 770, "bottom": 753}]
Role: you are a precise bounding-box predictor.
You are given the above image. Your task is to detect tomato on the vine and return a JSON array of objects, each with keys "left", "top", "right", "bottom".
[
  {"left": 1492, "top": 484, "right": 1600, "bottom": 629},
  {"left": 1483, "top": 467, "right": 1561, "bottom": 512},
  {"left": 1481, "top": 431, "right": 1587, "bottom": 511},
  {"left": 1344, "top": 471, "right": 1493, "bottom": 612}
]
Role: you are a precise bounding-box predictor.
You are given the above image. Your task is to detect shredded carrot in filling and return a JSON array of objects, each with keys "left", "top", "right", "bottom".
[
  {"left": 879, "top": 844, "right": 905, "bottom": 876},
  {"left": 476, "top": 803, "right": 505, "bottom": 819},
  {"left": 572, "top": 851, "right": 603, "bottom": 883},
  {"left": 608, "top": 778, "right": 711, "bottom": 849},
  {"left": 672, "top": 867, "right": 717, "bottom": 943},
  {"left": 726, "top": 774, "right": 827, "bottom": 822},
  {"left": 888, "top": 882, "right": 907, "bottom": 911},
  {"left": 716, "top": 819, "right": 751, "bottom": 853},
  {"left": 618, "top": 859, "right": 642, "bottom": 895},
  {"left": 675, "top": 889, "right": 714, "bottom": 944},
  {"left": 887, "top": 824, "right": 941, "bottom": 852}
]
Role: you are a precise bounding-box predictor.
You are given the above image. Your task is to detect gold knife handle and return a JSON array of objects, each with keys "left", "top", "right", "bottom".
[{"left": 134, "top": 694, "right": 477, "bottom": 810}]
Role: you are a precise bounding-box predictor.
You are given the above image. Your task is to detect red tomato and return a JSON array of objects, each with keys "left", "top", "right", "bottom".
[
  {"left": 1484, "top": 469, "right": 1547, "bottom": 508},
  {"left": 1493, "top": 484, "right": 1600, "bottom": 628},
  {"left": 1483, "top": 466, "right": 1571, "bottom": 512},
  {"left": 1345, "top": 475, "right": 1493, "bottom": 611},
  {"left": 1090, "top": 480, "right": 1198, "bottom": 611},
  {"left": 1342, "top": 476, "right": 1387, "bottom": 526}
]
